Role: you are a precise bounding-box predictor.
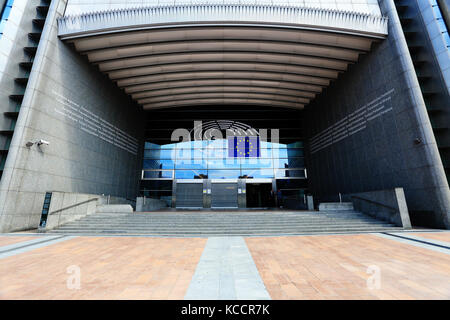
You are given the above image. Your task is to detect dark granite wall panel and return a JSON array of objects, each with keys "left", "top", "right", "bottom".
[{"left": 305, "top": 0, "right": 450, "bottom": 228}]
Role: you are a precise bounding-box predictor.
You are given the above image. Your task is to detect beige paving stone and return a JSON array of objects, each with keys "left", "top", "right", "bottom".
[
  {"left": 246, "top": 233, "right": 450, "bottom": 300},
  {"left": 0, "top": 237, "right": 206, "bottom": 300}
]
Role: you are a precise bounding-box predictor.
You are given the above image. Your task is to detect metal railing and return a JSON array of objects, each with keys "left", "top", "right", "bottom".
[
  {"left": 58, "top": 4, "right": 388, "bottom": 38},
  {"left": 48, "top": 197, "right": 99, "bottom": 228},
  {"left": 350, "top": 195, "right": 398, "bottom": 212}
]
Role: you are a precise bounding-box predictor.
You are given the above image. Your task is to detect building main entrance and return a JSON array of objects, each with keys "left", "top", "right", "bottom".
[
  {"left": 140, "top": 117, "right": 308, "bottom": 210},
  {"left": 246, "top": 182, "right": 275, "bottom": 208}
]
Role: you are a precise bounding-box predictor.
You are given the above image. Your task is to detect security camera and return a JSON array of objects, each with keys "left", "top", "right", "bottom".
[{"left": 37, "top": 139, "right": 49, "bottom": 146}]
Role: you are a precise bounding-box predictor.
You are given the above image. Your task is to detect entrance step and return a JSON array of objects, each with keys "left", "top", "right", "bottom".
[
  {"left": 318, "top": 202, "right": 354, "bottom": 211},
  {"left": 96, "top": 205, "right": 133, "bottom": 213},
  {"left": 48, "top": 209, "right": 404, "bottom": 236}
]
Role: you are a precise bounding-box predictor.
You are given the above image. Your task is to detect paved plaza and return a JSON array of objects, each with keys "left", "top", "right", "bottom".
[{"left": 0, "top": 231, "right": 449, "bottom": 300}]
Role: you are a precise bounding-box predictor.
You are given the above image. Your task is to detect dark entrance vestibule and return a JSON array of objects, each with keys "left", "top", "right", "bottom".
[{"left": 246, "top": 183, "right": 275, "bottom": 208}]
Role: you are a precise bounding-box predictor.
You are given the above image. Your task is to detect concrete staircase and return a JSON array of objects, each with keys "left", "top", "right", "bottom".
[
  {"left": 318, "top": 202, "right": 354, "bottom": 211},
  {"left": 47, "top": 207, "right": 404, "bottom": 236}
]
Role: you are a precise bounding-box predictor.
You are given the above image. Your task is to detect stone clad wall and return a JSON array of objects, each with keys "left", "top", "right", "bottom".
[
  {"left": 306, "top": 0, "right": 450, "bottom": 228},
  {"left": 346, "top": 188, "right": 412, "bottom": 228},
  {"left": 0, "top": 0, "right": 144, "bottom": 232}
]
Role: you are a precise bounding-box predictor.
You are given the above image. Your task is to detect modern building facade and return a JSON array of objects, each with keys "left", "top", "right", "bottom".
[{"left": 0, "top": 0, "right": 449, "bottom": 232}]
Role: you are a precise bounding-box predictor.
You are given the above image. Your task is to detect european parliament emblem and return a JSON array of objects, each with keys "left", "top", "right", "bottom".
[{"left": 228, "top": 136, "right": 260, "bottom": 158}]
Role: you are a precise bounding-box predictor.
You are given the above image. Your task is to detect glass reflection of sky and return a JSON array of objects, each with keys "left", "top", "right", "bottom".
[
  {"left": 145, "top": 140, "right": 303, "bottom": 150},
  {"left": 241, "top": 169, "right": 274, "bottom": 178},
  {"left": 175, "top": 170, "right": 207, "bottom": 179},
  {"left": 143, "top": 139, "right": 305, "bottom": 179}
]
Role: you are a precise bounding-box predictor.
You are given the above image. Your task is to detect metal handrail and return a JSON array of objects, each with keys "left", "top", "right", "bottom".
[
  {"left": 350, "top": 195, "right": 398, "bottom": 212},
  {"left": 48, "top": 197, "right": 99, "bottom": 215},
  {"left": 49, "top": 197, "right": 99, "bottom": 229}
]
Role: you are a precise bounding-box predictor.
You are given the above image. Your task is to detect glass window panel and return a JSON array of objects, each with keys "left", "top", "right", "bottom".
[
  {"left": 175, "top": 159, "right": 208, "bottom": 169},
  {"left": 274, "top": 158, "right": 304, "bottom": 169},
  {"left": 144, "top": 149, "right": 176, "bottom": 159},
  {"left": 160, "top": 143, "right": 177, "bottom": 149},
  {"left": 163, "top": 140, "right": 206, "bottom": 149},
  {"left": 143, "top": 159, "right": 174, "bottom": 170},
  {"left": 258, "top": 140, "right": 273, "bottom": 149},
  {"left": 287, "top": 141, "right": 304, "bottom": 148},
  {"left": 207, "top": 159, "right": 240, "bottom": 169},
  {"left": 272, "top": 148, "right": 304, "bottom": 158},
  {"left": 143, "top": 170, "right": 173, "bottom": 179},
  {"left": 258, "top": 148, "right": 272, "bottom": 158},
  {"left": 175, "top": 170, "right": 207, "bottom": 179},
  {"left": 174, "top": 140, "right": 193, "bottom": 149},
  {"left": 2, "top": 6, "right": 12, "bottom": 19},
  {"left": 208, "top": 169, "right": 241, "bottom": 179},
  {"left": 241, "top": 168, "right": 274, "bottom": 178},
  {"left": 267, "top": 142, "right": 287, "bottom": 149},
  {"left": 205, "top": 148, "right": 228, "bottom": 159},
  {"left": 204, "top": 139, "right": 227, "bottom": 149},
  {"left": 272, "top": 148, "right": 287, "bottom": 158},
  {"left": 269, "top": 141, "right": 304, "bottom": 149},
  {"left": 144, "top": 142, "right": 160, "bottom": 149},
  {"left": 240, "top": 158, "right": 273, "bottom": 169},
  {"left": 175, "top": 149, "right": 206, "bottom": 159},
  {"left": 142, "top": 138, "right": 306, "bottom": 180},
  {"left": 274, "top": 169, "right": 306, "bottom": 178},
  {"left": 287, "top": 149, "right": 304, "bottom": 157}
]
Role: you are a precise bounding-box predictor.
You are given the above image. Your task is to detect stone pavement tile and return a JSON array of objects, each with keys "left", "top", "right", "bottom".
[
  {"left": 184, "top": 237, "right": 270, "bottom": 300},
  {"left": 411, "top": 232, "right": 450, "bottom": 243},
  {"left": 0, "top": 236, "right": 37, "bottom": 247},
  {"left": 246, "top": 234, "right": 450, "bottom": 300},
  {"left": 0, "top": 236, "right": 206, "bottom": 300}
]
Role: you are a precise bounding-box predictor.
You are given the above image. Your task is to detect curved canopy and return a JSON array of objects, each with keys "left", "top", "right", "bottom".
[{"left": 58, "top": 4, "right": 388, "bottom": 110}]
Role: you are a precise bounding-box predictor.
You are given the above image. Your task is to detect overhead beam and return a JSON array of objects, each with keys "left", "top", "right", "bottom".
[
  {"left": 142, "top": 98, "right": 305, "bottom": 110},
  {"left": 70, "top": 26, "right": 375, "bottom": 52},
  {"left": 138, "top": 92, "right": 310, "bottom": 105},
  {"left": 116, "top": 70, "right": 331, "bottom": 88},
  {"left": 107, "top": 62, "right": 340, "bottom": 80},
  {"left": 85, "top": 40, "right": 362, "bottom": 63},
  {"left": 97, "top": 51, "right": 349, "bottom": 72},
  {"left": 133, "top": 86, "right": 315, "bottom": 100},
  {"left": 124, "top": 78, "right": 323, "bottom": 95}
]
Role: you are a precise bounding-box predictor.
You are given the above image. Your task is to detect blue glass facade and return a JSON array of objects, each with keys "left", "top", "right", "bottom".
[{"left": 141, "top": 139, "right": 305, "bottom": 181}]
